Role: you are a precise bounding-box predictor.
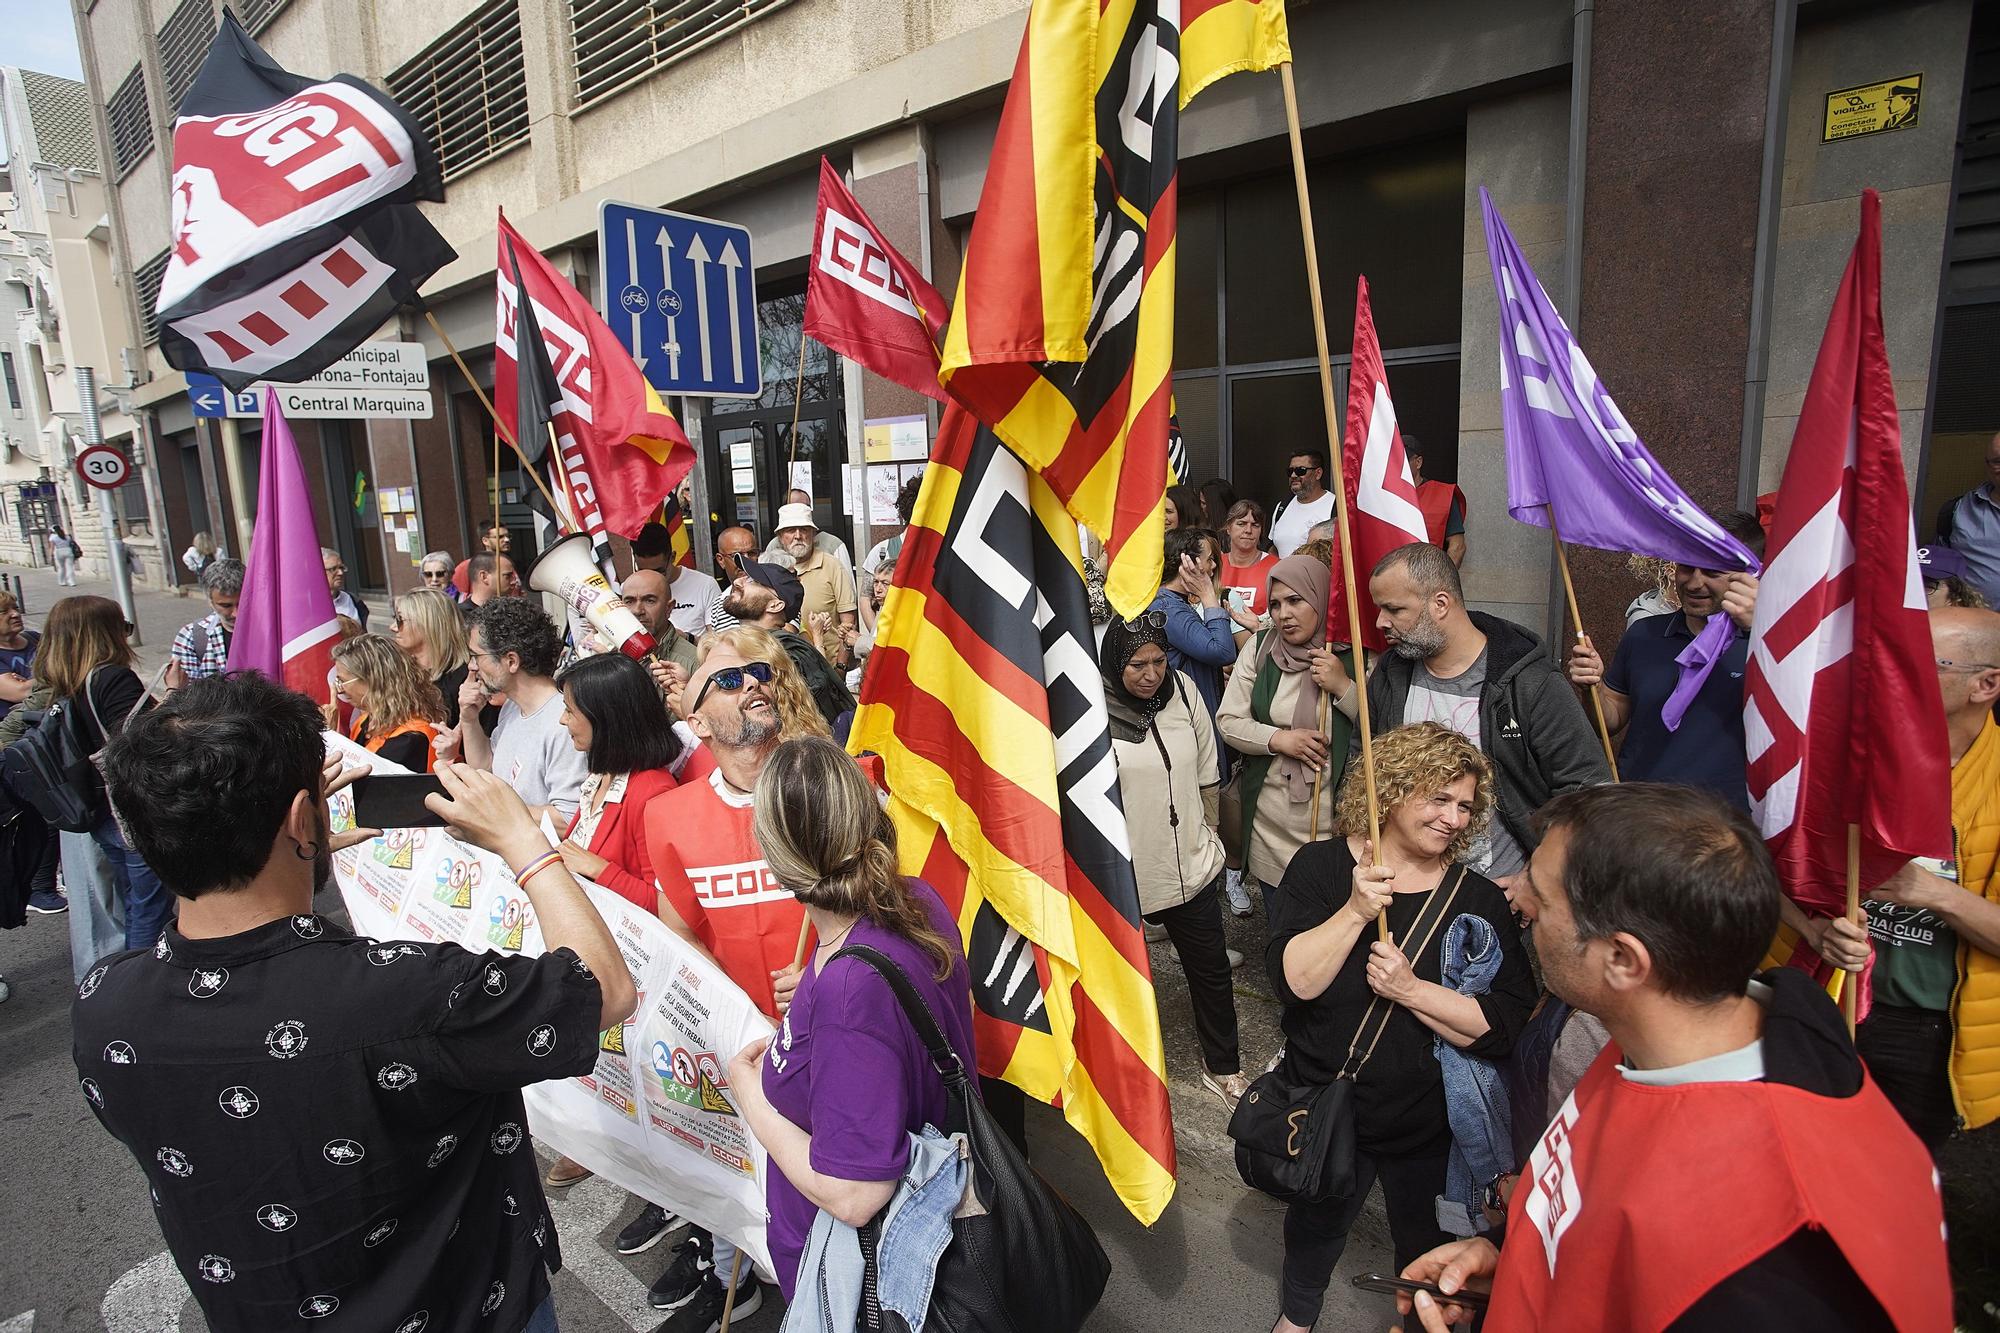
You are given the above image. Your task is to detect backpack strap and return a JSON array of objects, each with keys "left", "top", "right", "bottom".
[
  {"left": 831, "top": 943, "right": 969, "bottom": 1092},
  {"left": 1335, "top": 864, "right": 1470, "bottom": 1081}
]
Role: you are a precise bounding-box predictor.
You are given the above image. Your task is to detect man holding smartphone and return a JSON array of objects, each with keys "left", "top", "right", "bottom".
[
  {"left": 1388, "top": 785, "right": 1947, "bottom": 1332},
  {"left": 74, "top": 673, "right": 636, "bottom": 1333}
]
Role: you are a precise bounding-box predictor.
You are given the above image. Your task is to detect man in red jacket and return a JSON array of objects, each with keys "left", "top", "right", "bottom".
[{"left": 1392, "top": 784, "right": 1948, "bottom": 1332}]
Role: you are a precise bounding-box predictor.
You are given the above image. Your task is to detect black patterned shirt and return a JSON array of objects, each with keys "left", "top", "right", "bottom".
[{"left": 71, "top": 913, "right": 601, "bottom": 1333}]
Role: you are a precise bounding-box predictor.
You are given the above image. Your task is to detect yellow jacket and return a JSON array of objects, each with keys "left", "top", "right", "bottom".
[{"left": 1949, "top": 716, "right": 2000, "bottom": 1129}]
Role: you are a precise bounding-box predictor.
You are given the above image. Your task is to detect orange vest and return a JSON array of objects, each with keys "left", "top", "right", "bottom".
[
  {"left": 347, "top": 715, "right": 440, "bottom": 771},
  {"left": 1488, "top": 1045, "right": 1949, "bottom": 1331},
  {"left": 1416, "top": 480, "right": 1463, "bottom": 546}
]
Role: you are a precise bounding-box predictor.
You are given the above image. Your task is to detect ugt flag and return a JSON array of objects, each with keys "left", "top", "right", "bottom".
[
  {"left": 1746, "top": 189, "right": 1952, "bottom": 958},
  {"left": 1483, "top": 187, "right": 1760, "bottom": 722},
  {"left": 226, "top": 399, "right": 340, "bottom": 698},
  {"left": 803, "top": 157, "right": 950, "bottom": 402},
  {"left": 156, "top": 12, "right": 454, "bottom": 389},
  {"left": 1329, "top": 275, "right": 1429, "bottom": 651},
  {"left": 495, "top": 212, "right": 695, "bottom": 545}
]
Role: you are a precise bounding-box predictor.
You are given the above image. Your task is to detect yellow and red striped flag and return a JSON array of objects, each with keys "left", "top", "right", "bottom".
[
  {"left": 939, "top": 0, "right": 1289, "bottom": 617},
  {"left": 849, "top": 404, "right": 1176, "bottom": 1224}
]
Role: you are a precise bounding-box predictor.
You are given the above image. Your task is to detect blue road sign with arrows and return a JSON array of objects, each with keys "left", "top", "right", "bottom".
[
  {"left": 598, "top": 202, "right": 761, "bottom": 398},
  {"left": 187, "top": 371, "right": 263, "bottom": 418}
]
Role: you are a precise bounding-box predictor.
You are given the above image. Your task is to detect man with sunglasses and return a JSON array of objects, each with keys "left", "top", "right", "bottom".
[
  {"left": 1269, "top": 448, "right": 1335, "bottom": 558},
  {"left": 636, "top": 632, "right": 799, "bottom": 1328},
  {"left": 1565, "top": 509, "right": 1765, "bottom": 809}
]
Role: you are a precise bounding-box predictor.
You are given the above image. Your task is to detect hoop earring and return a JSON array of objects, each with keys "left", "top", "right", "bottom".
[{"left": 294, "top": 840, "right": 321, "bottom": 861}]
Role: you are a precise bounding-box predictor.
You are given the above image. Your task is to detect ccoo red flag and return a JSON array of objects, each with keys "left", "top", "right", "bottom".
[
  {"left": 1328, "top": 276, "right": 1429, "bottom": 651},
  {"left": 1745, "top": 189, "right": 1952, "bottom": 977},
  {"left": 803, "top": 158, "right": 950, "bottom": 402}
]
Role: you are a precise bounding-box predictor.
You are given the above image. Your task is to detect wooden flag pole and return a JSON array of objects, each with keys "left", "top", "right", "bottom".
[
  {"left": 785, "top": 330, "right": 810, "bottom": 477},
  {"left": 420, "top": 308, "right": 567, "bottom": 519},
  {"left": 717, "top": 1250, "right": 747, "bottom": 1333},
  {"left": 1281, "top": 61, "right": 1385, "bottom": 942},
  {"left": 794, "top": 913, "right": 815, "bottom": 969},
  {"left": 1842, "top": 823, "right": 1861, "bottom": 1036},
  {"left": 1543, "top": 503, "right": 1621, "bottom": 780}
]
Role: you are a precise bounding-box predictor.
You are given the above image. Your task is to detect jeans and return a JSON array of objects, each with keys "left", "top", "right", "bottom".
[
  {"left": 1857, "top": 1002, "right": 1957, "bottom": 1150},
  {"left": 1280, "top": 1147, "right": 1452, "bottom": 1328},
  {"left": 94, "top": 814, "right": 172, "bottom": 952},
  {"left": 53, "top": 552, "right": 75, "bottom": 586},
  {"left": 522, "top": 1295, "right": 558, "bottom": 1333},
  {"left": 1144, "top": 877, "right": 1241, "bottom": 1075},
  {"left": 64, "top": 829, "right": 123, "bottom": 982},
  {"left": 710, "top": 1232, "right": 751, "bottom": 1291}
]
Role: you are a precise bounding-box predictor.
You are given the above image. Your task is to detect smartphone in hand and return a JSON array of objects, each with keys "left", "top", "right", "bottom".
[
  {"left": 1349, "top": 1272, "right": 1490, "bottom": 1313},
  {"left": 350, "top": 774, "right": 450, "bottom": 830}
]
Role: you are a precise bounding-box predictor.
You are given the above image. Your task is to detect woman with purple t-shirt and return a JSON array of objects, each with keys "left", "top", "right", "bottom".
[{"left": 729, "top": 736, "right": 979, "bottom": 1301}]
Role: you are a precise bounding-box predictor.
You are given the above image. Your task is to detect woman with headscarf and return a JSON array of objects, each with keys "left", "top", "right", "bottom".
[
  {"left": 1101, "top": 611, "right": 1249, "bottom": 1107},
  {"left": 1217, "top": 554, "right": 1358, "bottom": 912}
]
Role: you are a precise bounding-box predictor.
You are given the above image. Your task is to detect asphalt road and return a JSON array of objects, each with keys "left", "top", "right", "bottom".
[{"left": 0, "top": 564, "right": 1397, "bottom": 1332}]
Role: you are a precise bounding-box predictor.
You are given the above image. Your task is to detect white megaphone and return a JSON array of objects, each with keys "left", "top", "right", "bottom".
[{"left": 529, "top": 533, "right": 657, "bottom": 661}]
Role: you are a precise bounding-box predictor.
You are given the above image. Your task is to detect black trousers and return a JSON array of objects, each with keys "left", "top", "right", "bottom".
[
  {"left": 1281, "top": 1146, "right": 1452, "bottom": 1328},
  {"left": 1857, "top": 1002, "right": 1957, "bottom": 1150},
  {"left": 1144, "top": 877, "right": 1241, "bottom": 1075}
]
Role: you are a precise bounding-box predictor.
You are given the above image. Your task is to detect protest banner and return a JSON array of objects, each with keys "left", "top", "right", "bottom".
[{"left": 324, "top": 734, "right": 774, "bottom": 1272}]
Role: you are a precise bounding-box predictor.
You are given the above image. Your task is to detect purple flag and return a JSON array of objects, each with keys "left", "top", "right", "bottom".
[
  {"left": 1482, "top": 186, "right": 1760, "bottom": 728},
  {"left": 225, "top": 398, "right": 342, "bottom": 699}
]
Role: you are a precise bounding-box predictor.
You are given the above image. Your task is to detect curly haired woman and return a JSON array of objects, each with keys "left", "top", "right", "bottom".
[
  {"left": 1266, "top": 721, "right": 1536, "bottom": 1333},
  {"left": 332, "top": 634, "right": 446, "bottom": 771}
]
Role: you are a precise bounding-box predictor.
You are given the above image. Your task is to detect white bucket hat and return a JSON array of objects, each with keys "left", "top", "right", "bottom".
[{"left": 775, "top": 502, "right": 818, "bottom": 532}]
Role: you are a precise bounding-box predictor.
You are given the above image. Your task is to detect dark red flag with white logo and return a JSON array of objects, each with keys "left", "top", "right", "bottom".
[
  {"left": 1328, "top": 275, "right": 1429, "bottom": 651},
  {"left": 1745, "top": 189, "right": 1952, "bottom": 993},
  {"left": 156, "top": 12, "right": 454, "bottom": 388},
  {"left": 803, "top": 157, "right": 950, "bottom": 402}
]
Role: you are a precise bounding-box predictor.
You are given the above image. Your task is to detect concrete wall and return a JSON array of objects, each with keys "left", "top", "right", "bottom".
[
  {"left": 1458, "top": 85, "right": 1568, "bottom": 637},
  {"left": 1755, "top": 0, "right": 1975, "bottom": 493}
]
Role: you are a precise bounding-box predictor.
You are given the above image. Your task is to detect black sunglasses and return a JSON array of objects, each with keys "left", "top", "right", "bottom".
[
  {"left": 1288, "top": 465, "right": 1318, "bottom": 477},
  {"left": 689, "top": 660, "right": 775, "bottom": 714}
]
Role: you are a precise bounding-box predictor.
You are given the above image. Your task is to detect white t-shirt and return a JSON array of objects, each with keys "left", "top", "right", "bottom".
[
  {"left": 668, "top": 567, "right": 721, "bottom": 638},
  {"left": 1269, "top": 489, "right": 1336, "bottom": 556},
  {"left": 490, "top": 689, "right": 589, "bottom": 818}
]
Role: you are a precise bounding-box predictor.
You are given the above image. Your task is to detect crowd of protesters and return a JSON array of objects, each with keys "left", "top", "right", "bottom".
[{"left": 0, "top": 434, "right": 1992, "bottom": 1333}]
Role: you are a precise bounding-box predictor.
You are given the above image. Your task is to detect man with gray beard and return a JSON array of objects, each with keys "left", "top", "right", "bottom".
[{"left": 1362, "top": 542, "right": 1609, "bottom": 901}]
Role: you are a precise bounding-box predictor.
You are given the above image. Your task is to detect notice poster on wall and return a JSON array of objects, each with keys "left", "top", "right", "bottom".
[{"left": 324, "top": 735, "right": 775, "bottom": 1271}]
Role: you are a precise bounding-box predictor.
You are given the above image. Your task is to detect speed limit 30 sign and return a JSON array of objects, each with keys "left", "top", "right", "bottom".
[{"left": 76, "top": 445, "right": 130, "bottom": 490}]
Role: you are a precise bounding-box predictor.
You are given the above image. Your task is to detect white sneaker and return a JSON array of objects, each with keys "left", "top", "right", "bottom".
[
  {"left": 1227, "top": 947, "right": 1245, "bottom": 970},
  {"left": 1225, "top": 869, "right": 1253, "bottom": 917}
]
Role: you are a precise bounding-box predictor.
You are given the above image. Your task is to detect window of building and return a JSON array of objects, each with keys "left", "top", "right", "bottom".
[
  {"left": 235, "top": 0, "right": 295, "bottom": 35},
  {"left": 569, "top": 0, "right": 799, "bottom": 109},
  {"left": 135, "top": 250, "right": 171, "bottom": 345},
  {"left": 156, "top": 0, "right": 218, "bottom": 112},
  {"left": 387, "top": 0, "right": 530, "bottom": 181},
  {"left": 107, "top": 66, "right": 152, "bottom": 177},
  {"left": 119, "top": 446, "right": 151, "bottom": 531},
  {"left": 0, "top": 351, "right": 18, "bottom": 411},
  {"left": 1173, "top": 132, "right": 1465, "bottom": 501}
]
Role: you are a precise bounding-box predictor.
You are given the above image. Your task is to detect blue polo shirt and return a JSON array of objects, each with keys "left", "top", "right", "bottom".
[{"left": 1605, "top": 611, "right": 1751, "bottom": 808}]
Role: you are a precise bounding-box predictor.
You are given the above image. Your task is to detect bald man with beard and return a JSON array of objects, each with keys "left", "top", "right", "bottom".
[{"left": 622, "top": 568, "right": 698, "bottom": 674}]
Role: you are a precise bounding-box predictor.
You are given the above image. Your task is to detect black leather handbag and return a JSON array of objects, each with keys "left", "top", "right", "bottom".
[
  {"left": 1227, "top": 867, "right": 1466, "bottom": 1205},
  {"left": 834, "top": 943, "right": 1110, "bottom": 1333}
]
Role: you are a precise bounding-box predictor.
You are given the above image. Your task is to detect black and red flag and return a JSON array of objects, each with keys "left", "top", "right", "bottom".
[{"left": 156, "top": 11, "right": 454, "bottom": 389}]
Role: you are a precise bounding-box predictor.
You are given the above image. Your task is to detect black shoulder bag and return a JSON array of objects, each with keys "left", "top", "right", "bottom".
[
  {"left": 1226, "top": 866, "right": 1467, "bottom": 1205},
  {"left": 833, "top": 943, "right": 1110, "bottom": 1333}
]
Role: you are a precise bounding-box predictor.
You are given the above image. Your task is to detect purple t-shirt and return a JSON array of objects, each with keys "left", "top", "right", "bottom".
[{"left": 760, "top": 879, "right": 977, "bottom": 1298}]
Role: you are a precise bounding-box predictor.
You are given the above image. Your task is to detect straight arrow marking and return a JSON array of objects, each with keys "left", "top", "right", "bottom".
[
  {"left": 627, "top": 215, "right": 645, "bottom": 372},
  {"left": 656, "top": 228, "right": 679, "bottom": 379},
  {"left": 718, "top": 238, "right": 744, "bottom": 387},
  {"left": 686, "top": 232, "right": 714, "bottom": 384}
]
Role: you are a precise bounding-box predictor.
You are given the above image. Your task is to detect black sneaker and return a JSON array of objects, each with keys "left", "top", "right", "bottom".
[
  {"left": 647, "top": 1233, "right": 713, "bottom": 1310},
  {"left": 26, "top": 890, "right": 66, "bottom": 915},
  {"left": 617, "top": 1202, "right": 680, "bottom": 1255},
  {"left": 656, "top": 1275, "right": 762, "bottom": 1333}
]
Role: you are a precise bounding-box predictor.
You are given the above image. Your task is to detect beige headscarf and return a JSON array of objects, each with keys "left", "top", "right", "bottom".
[{"left": 1259, "top": 554, "right": 1329, "bottom": 800}]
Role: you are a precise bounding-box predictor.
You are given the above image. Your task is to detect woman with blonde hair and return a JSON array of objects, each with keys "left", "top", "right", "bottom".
[
  {"left": 332, "top": 633, "right": 445, "bottom": 770},
  {"left": 1264, "top": 721, "right": 1535, "bottom": 1333},
  {"left": 391, "top": 588, "right": 473, "bottom": 728},
  {"left": 728, "top": 735, "right": 976, "bottom": 1302},
  {"left": 35, "top": 595, "right": 167, "bottom": 967}
]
